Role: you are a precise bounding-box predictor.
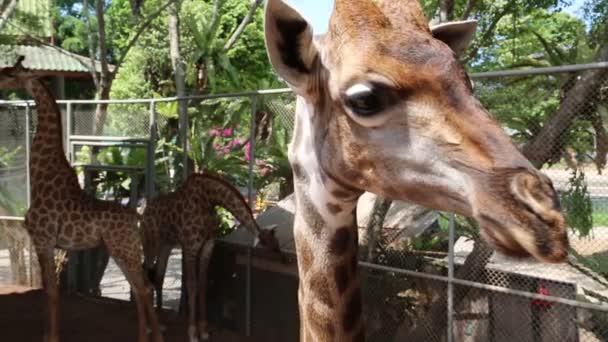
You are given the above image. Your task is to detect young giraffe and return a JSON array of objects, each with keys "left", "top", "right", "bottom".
[
  {"left": 263, "top": 1, "right": 569, "bottom": 341},
  {"left": 0, "top": 58, "right": 164, "bottom": 342},
  {"left": 141, "top": 171, "right": 283, "bottom": 342}
]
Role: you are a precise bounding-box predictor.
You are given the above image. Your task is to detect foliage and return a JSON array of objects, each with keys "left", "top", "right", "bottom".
[
  {"left": 562, "top": 169, "right": 594, "bottom": 237},
  {"left": 0, "top": 146, "right": 21, "bottom": 168},
  {"left": 0, "top": 146, "right": 26, "bottom": 216}
]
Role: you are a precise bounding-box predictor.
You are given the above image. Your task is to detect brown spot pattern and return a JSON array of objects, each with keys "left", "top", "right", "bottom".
[
  {"left": 306, "top": 303, "right": 335, "bottom": 340},
  {"left": 329, "top": 227, "right": 351, "bottom": 256},
  {"left": 334, "top": 264, "right": 349, "bottom": 294},
  {"left": 327, "top": 203, "right": 343, "bottom": 214},
  {"left": 342, "top": 289, "right": 362, "bottom": 332},
  {"left": 309, "top": 273, "right": 334, "bottom": 308},
  {"left": 298, "top": 238, "right": 314, "bottom": 275}
]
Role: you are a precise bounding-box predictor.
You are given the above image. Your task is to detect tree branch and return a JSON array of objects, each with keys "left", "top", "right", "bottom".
[
  {"left": 95, "top": 0, "right": 110, "bottom": 90},
  {"left": 463, "top": 2, "right": 517, "bottom": 64},
  {"left": 0, "top": 0, "right": 18, "bottom": 32},
  {"left": 112, "top": 0, "right": 175, "bottom": 79},
  {"left": 83, "top": 0, "right": 99, "bottom": 89},
  {"left": 222, "top": 0, "right": 263, "bottom": 52},
  {"left": 461, "top": 0, "right": 477, "bottom": 20},
  {"left": 210, "top": 0, "right": 221, "bottom": 30}
]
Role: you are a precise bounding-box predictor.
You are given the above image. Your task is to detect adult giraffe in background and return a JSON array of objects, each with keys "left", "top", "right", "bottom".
[
  {"left": 263, "top": 0, "right": 569, "bottom": 341},
  {"left": 0, "top": 58, "right": 164, "bottom": 342}
]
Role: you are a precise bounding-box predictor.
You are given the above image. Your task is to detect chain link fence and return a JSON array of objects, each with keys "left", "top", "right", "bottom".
[{"left": 1, "top": 63, "right": 607, "bottom": 341}]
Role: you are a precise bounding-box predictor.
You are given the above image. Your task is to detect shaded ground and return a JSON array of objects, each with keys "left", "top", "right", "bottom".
[{"left": 0, "top": 286, "right": 255, "bottom": 342}]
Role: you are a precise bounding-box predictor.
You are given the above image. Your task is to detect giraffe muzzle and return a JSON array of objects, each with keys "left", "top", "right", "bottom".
[{"left": 475, "top": 170, "right": 569, "bottom": 263}]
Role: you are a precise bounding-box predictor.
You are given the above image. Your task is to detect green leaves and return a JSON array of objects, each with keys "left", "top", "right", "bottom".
[{"left": 562, "top": 169, "right": 594, "bottom": 237}]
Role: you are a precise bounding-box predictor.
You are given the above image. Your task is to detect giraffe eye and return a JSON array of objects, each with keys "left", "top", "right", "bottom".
[{"left": 344, "top": 83, "right": 396, "bottom": 117}]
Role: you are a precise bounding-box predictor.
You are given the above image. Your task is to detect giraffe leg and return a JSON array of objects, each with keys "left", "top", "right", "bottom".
[
  {"left": 184, "top": 253, "right": 200, "bottom": 342},
  {"left": 113, "top": 257, "right": 164, "bottom": 342},
  {"left": 153, "top": 244, "right": 172, "bottom": 312},
  {"left": 37, "top": 248, "right": 60, "bottom": 342},
  {"left": 104, "top": 230, "right": 164, "bottom": 342},
  {"left": 197, "top": 239, "right": 215, "bottom": 341}
]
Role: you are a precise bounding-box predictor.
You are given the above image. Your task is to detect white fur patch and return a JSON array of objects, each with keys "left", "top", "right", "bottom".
[{"left": 291, "top": 97, "right": 357, "bottom": 229}]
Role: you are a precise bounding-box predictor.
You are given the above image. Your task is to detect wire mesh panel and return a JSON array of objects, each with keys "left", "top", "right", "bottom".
[
  {"left": 0, "top": 103, "right": 38, "bottom": 288},
  {"left": 69, "top": 102, "right": 151, "bottom": 138}
]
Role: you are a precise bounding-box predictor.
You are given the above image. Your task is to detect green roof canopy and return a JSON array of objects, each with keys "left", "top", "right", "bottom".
[{"left": 0, "top": 44, "right": 110, "bottom": 75}]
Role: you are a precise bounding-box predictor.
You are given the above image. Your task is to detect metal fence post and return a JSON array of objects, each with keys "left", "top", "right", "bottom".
[
  {"left": 25, "top": 103, "right": 31, "bottom": 209},
  {"left": 66, "top": 102, "right": 72, "bottom": 162},
  {"left": 178, "top": 97, "right": 189, "bottom": 180},
  {"left": 147, "top": 101, "right": 157, "bottom": 200},
  {"left": 447, "top": 214, "right": 455, "bottom": 342},
  {"left": 25, "top": 102, "right": 33, "bottom": 286},
  {"left": 245, "top": 95, "right": 258, "bottom": 338},
  {"left": 247, "top": 95, "right": 258, "bottom": 206}
]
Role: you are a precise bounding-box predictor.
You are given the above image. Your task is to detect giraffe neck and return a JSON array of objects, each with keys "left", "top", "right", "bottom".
[
  {"left": 290, "top": 98, "right": 365, "bottom": 342},
  {"left": 198, "top": 174, "right": 261, "bottom": 236},
  {"left": 25, "top": 79, "right": 77, "bottom": 194},
  {"left": 26, "top": 79, "right": 64, "bottom": 153}
]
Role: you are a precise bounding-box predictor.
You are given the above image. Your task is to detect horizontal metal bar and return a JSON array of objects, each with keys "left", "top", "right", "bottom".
[
  {"left": 70, "top": 141, "right": 147, "bottom": 148},
  {"left": 0, "top": 216, "right": 25, "bottom": 221},
  {"left": 470, "top": 62, "right": 608, "bottom": 79},
  {"left": 0, "top": 88, "right": 293, "bottom": 105},
  {"left": 151, "top": 88, "right": 293, "bottom": 103},
  {"left": 69, "top": 135, "right": 149, "bottom": 143},
  {"left": 72, "top": 164, "right": 145, "bottom": 172}
]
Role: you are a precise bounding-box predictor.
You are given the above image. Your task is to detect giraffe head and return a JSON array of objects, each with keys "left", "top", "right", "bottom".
[
  {"left": 0, "top": 56, "right": 37, "bottom": 89},
  {"left": 264, "top": 0, "right": 568, "bottom": 263}
]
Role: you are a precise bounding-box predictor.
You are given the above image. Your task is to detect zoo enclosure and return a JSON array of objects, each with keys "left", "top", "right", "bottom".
[{"left": 0, "top": 62, "right": 608, "bottom": 341}]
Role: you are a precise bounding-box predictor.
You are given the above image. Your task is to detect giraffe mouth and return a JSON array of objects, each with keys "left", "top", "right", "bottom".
[{"left": 473, "top": 170, "right": 569, "bottom": 263}]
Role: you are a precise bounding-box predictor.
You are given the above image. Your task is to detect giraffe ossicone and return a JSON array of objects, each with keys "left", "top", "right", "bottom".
[{"left": 264, "top": 0, "right": 568, "bottom": 341}]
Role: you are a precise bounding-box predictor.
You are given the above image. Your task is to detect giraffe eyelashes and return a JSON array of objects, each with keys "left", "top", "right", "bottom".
[{"left": 343, "top": 82, "right": 399, "bottom": 117}]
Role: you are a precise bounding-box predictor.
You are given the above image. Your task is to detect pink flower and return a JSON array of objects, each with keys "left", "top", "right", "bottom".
[
  {"left": 223, "top": 128, "right": 233, "bottom": 137},
  {"left": 223, "top": 147, "right": 231, "bottom": 154},
  {"left": 260, "top": 167, "right": 269, "bottom": 177},
  {"left": 244, "top": 142, "right": 251, "bottom": 161},
  {"left": 212, "top": 144, "right": 221, "bottom": 150},
  {"left": 208, "top": 128, "right": 219, "bottom": 137},
  {"left": 231, "top": 138, "right": 241, "bottom": 146}
]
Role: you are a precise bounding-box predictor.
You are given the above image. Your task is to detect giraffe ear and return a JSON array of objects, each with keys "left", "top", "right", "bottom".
[
  {"left": 430, "top": 20, "right": 477, "bottom": 57},
  {"left": 264, "top": 0, "right": 318, "bottom": 95}
]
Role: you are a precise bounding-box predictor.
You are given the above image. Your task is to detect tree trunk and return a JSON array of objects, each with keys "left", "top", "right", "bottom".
[
  {"left": 366, "top": 198, "right": 392, "bottom": 262},
  {"left": 439, "top": 0, "right": 455, "bottom": 23},
  {"left": 522, "top": 46, "right": 608, "bottom": 168},
  {"left": 169, "top": 0, "right": 189, "bottom": 182}
]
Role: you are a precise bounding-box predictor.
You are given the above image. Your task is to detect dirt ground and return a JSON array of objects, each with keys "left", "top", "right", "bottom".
[{"left": 0, "top": 286, "right": 256, "bottom": 342}]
